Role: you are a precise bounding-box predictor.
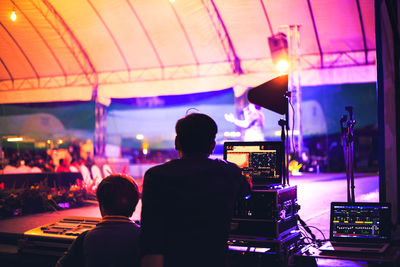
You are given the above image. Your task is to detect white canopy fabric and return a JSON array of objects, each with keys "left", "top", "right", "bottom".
[{"left": 0, "top": 0, "right": 376, "bottom": 104}]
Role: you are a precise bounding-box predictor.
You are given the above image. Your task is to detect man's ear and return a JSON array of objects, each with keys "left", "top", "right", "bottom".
[
  {"left": 99, "top": 205, "right": 106, "bottom": 217},
  {"left": 209, "top": 140, "right": 216, "bottom": 155},
  {"left": 175, "top": 136, "right": 181, "bottom": 151},
  {"left": 175, "top": 136, "right": 183, "bottom": 158}
]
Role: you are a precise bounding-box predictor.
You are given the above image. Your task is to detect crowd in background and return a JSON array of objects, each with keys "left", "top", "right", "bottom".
[
  {"left": 124, "top": 149, "right": 178, "bottom": 164},
  {"left": 0, "top": 139, "right": 94, "bottom": 175}
]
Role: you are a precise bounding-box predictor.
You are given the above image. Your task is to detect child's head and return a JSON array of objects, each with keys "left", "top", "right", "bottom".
[{"left": 96, "top": 174, "right": 139, "bottom": 217}]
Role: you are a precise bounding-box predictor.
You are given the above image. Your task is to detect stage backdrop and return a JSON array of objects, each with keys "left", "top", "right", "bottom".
[
  {"left": 106, "top": 82, "right": 377, "bottom": 150},
  {"left": 0, "top": 82, "right": 377, "bottom": 152},
  {"left": 0, "top": 102, "right": 95, "bottom": 141}
]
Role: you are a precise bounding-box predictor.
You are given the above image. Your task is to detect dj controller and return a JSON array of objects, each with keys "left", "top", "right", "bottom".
[{"left": 20, "top": 216, "right": 101, "bottom": 258}]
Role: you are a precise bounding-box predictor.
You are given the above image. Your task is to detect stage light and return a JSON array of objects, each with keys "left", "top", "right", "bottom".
[
  {"left": 57, "top": 139, "right": 63, "bottom": 144},
  {"left": 10, "top": 10, "right": 16, "bottom": 22},
  {"left": 224, "top": 131, "right": 241, "bottom": 138},
  {"left": 7, "top": 137, "right": 23, "bottom": 142},
  {"left": 268, "top": 32, "right": 288, "bottom": 69},
  {"left": 169, "top": 0, "right": 176, "bottom": 3},
  {"left": 142, "top": 142, "right": 149, "bottom": 155},
  {"left": 276, "top": 59, "right": 289, "bottom": 72},
  {"left": 136, "top": 134, "right": 144, "bottom": 140}
]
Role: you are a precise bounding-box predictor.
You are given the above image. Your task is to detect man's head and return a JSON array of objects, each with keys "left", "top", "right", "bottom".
[
  {"left": 175, "top": 113, "right": 217, "bottom": 155},
  {"left": 96, "top": 174, "right": 139, "bottom": 217}
]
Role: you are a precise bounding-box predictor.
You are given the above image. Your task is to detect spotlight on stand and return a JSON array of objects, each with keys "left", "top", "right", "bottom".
[
  {"left": 247, "top": 75, "right": 290, "bottom": 185},
  {"left": 247, "top": 75, "right": 288, "bottom": 115},
  {"left": 268, "top": 33, "right": 289, "bottom": 72}
]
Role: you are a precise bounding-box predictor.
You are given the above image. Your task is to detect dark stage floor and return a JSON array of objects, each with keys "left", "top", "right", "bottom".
[{"left": 0, "top": 172, "right": 379, "bottom": 266}]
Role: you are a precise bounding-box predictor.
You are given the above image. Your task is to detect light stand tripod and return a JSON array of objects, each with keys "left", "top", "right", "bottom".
[
  {"left": 279, "top": 117, "right": 289, "bottom": 185},
  {"left": 340, "top": 106, "right": 357, "bottom": 203},
  {"left": 279, "top": 91, "right": 292, "bottom": 186}
]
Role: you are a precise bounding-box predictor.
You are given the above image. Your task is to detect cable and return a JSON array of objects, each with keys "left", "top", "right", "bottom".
[
  {"left": 297, "top": 217, "right": 329, "bottom": 249},
  {"left": 307, "top": 225, "right": 327, "bottom": 241},
  {"left": 298, "top": 227, "right": 311, "bottom": 242},
  {"left": 297, "top": 225, "right": 309, "bottom": 237},
  {"left": 297, "top": 215, "right": 316, "bottom": 241},
  {"left": 185, "top": 107, "right": 199, "bottom": 115},
  {"left": 298, "top": 223, "right": 314, "bottom": 244},
  {"left": 300, "top": 235, "right": 314, "bottom": 245}
]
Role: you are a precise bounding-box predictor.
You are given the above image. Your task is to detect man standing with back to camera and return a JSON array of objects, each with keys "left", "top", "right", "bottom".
[{"left": 140, "top": 113, "right": 251, "bottom": 267}]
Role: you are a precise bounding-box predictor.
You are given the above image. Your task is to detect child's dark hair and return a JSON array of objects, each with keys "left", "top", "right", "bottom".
[{"left": 96, "top": 174, "right": 139, "bottom": 217}]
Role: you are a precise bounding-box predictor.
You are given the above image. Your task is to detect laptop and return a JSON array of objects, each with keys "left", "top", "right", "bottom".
[{"left": 319, "top": 202, "right": 391, "bottom": 253}]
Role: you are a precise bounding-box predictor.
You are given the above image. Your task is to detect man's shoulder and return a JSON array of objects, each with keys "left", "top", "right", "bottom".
[
  {"left": 94, "top": 220, "right": 140, "bottom": 230},
  {"left": 144, "top": 157, "right": 242, "bottom": 178},
  {"left": 208, "top": 158, "right": 242, "bottom": 171},
  {"left": 145, "top": 159, "right": 180, "bottom": 174},
  {"left": 152, "top": 157, "right": 238, "bottom": 168}
]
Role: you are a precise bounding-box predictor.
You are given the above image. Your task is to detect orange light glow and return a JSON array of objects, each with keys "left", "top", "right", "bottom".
[
  {"left": 142, "top": 142, "right": 149, "bottom": 155},
  {"left": 7, "top": 137, "right": 23, "bottom": 142},
  {"left": 11, "top": 11, "right": 17, "bottom": 22},
  {"left": 276, "top": 59, "right": 289, "bottom": 72}
]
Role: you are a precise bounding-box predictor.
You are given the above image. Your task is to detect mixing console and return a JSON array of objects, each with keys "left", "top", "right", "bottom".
[{"left": 24, "top": 216, "right": 101, "bottom": 240}]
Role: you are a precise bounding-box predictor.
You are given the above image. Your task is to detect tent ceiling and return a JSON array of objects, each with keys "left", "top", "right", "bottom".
[{"left": 0, "top": 0, "right": 376, "bottom": 104}]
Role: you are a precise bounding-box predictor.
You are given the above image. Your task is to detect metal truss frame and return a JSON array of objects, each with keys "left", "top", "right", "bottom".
[
  {"left": 0, "top": 49, "right": 375, "bottom": 91},
  {"left": 0, "top": 50, "right": 375, "bottom": 92},
  {"left": 300, "top": 50, "right": 376, "bottom": 69},
  {"left": 30, "top": 0, "right": 97, "bottom": 86},
  {"left": 201, "top": 0, "right": 242, "bottom": 75}
]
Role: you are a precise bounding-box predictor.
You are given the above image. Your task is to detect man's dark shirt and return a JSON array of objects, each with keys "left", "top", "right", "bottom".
[
  {"left": 56, "top": 216, "right": 140, "bottom": 267},
  {"left": 140, "top": 156, "right": 251, "bottom": 267}
]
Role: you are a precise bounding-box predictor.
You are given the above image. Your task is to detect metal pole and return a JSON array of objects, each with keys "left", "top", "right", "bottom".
[
  {"left": 285, "top": 25, "right": 302, "bottom": 158},
  {"left": 280, "top": 119, "right": 286, "bottom": 185},
  {"left": 94, "top": 100, "right": 107, "bottom": 157},
  {"left": 294, "top": 25, "right": 303, "bottom": 157},
  {"left": 350, "top": 131, "right": 355, "bottom": 202},
  {"left": 286, "top": 112, "right": 290, "bottom": 185},
  {"left": 346, "top": 144, "right": 351, "bottom": 202}
]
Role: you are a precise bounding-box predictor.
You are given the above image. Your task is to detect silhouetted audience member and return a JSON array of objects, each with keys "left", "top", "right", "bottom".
[
  {"left": 140, "top": 113, "right": 251, "bottom": 267},
  {"left": 55, "top": 159, "right": 70, "bottom": 172},
  {"left": 45, "top": 158, "right": 56, "bottom": 172},
  {"left": 22, "top": 149, "right": 33, "bottom": 166},
  {"left": 8, "top": 153, "right": 19, "bottom": 167},
  {"left": 70, "top": 158, "right": 81, "bottom": 172},
  {"left": 56, "top": 174, "right": 141, "bottom": 267},
  {"left": 69, "top": 139, "right": 81, "bottom": 163},
  {"left": 31, "top": 155, "right": 46, "bottom": 171}
]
